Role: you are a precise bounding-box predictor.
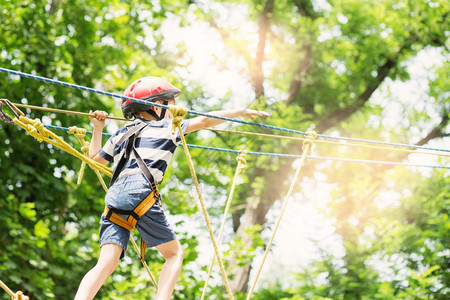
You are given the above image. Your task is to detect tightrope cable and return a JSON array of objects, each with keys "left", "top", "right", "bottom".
[
  {"left": 1, "top": 67, "right": 449, "bottom": 153},
  {"left": 186, "top": 144, "right": 449, "bottom": 169},
  {"left": 208, "top": 128, "right": 450, "bottom": 157},
  {"left": 40, "top": 124, "right": 449, "bottom": 169}
]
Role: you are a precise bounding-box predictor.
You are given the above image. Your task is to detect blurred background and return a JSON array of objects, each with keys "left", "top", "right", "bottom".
[{"left": 0, "top": 0, "right": 448, "bottom": 299}]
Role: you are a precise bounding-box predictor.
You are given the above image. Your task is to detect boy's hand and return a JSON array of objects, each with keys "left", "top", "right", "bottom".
[
  {"left": 89, "top": 110, "right": 108, "bottom": 128},
  {"left": 243, "top": 109, "right": 271, "bottom": 120}
]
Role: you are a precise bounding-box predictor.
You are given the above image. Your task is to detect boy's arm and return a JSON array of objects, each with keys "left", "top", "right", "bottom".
[
  {"left": 89, "top": 110, "right": 109, "bottom": 165},
  {"left": 185, "top": 108, "right": 270, "bottom": 134}
]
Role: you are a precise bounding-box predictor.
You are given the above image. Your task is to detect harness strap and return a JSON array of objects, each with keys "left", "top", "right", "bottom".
[
  {"left": 103, "top": 189, "right": 159, "bottom": 230},
  {"left": 105, "top": 121, "right": 161, "bottom": 262},
  {"left": 109, "top": 121, "right": 149, "bottom": 187},
  {"left": 117, "top": 121, "right": 148, "bottom": 144},
  {"left": 103, "top": 189, "right": 160, "bottom": 261},
  {"left": 133, "top": 146, "right": 157, "bottom": 191},
  {"left": 140, "top": 239, "right": 147, "bottom": 263}
]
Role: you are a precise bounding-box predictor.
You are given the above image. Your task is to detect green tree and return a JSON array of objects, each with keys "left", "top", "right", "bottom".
[
  {"left": 0, "top": 1, "right": 196, "bottom": 299},
  {"left": 185, "top": 0, "right": 449, "bottom": 294},
  {"left": 0, "top": 0, "right": 448, "bottom": 299},
  {"left": 289, "top": 168, "right": 449, "bottom": 299}
]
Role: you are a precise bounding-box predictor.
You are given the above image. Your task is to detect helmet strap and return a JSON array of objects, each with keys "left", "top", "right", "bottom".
[
  {"left": 147, "top": 109, "right": 161, "bottom": 120},
  {"left": 147, "top": 100, "right": 169, "bottom": 121}
]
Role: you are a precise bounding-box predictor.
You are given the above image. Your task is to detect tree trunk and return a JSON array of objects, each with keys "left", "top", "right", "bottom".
[
  {"left": 230, "top": 193, "right": 274, "bottom": 292},
  {"left": 252, "top": 0, "right": 273, "bottom": 100},
  {"left": 230, "top": 159, "right": 299, "bottom": 292}
]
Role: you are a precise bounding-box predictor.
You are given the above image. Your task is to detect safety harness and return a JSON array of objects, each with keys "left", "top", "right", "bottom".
[{"left": 103, "top": 121, "right": 160, "bottom": 262}]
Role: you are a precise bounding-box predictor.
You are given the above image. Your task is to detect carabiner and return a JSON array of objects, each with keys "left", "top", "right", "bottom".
[{"left": 0, "top": 99, "right": 15, "bottom": 124}]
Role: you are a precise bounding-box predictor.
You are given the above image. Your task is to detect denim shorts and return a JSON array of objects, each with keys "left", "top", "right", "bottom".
[{"left": 99, "top": 174, "right": 176, "bottom": 258}]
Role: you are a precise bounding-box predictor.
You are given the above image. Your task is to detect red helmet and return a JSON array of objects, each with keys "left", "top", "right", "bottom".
[{"left": 122, "top": 76, "right": 181, "bottom": 119}]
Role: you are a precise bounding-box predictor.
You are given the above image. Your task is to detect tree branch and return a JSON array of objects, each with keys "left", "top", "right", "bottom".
[
  {"left": 415, "top": 113, "right": 449, "bottom": 146},
  {"left": 48, "top": 0, "right": 60, "bottom": 15},
  {"left": 287, "top": 44, "right": 312, "bottom": 110},
  {"left": 293, "top": 0, "right": 319, "bottom": 19},
  {"left": 315, "top": 55, "right": 398, "bottom": 133}
]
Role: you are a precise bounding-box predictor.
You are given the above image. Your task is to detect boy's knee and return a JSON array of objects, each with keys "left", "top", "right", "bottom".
[
  {"left": 167, "top": 244, "right": 184, "bottom": 262},
  {"left": 96, "top": 243, "right": 122, "bottom": 275},
  {"left": 157, "top": 240, "right": 184, "bottom": 263},
  {"left": 96, "top": 260, "right": 118, "bottom": 276},
  {"left": 170, "top": 245, "right": 184, "bottom": 261}
]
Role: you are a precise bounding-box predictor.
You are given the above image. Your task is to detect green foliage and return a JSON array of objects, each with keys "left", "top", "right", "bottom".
[
  {"left": 285, "top": 169, "right": 449, "bottom": 299},
  {"left": 0, "top": 0, "right": 194, "bottom": 299},
  {"left": 0, "top": 0, "right": 448, "bottom": 299}
]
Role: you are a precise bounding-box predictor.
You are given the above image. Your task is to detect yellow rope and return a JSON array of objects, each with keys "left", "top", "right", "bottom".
[
  {"left": 13, "top": 116, "right": 113, "bottom": 177},
  {"left": 130, "top": 237, "right": 159, "bottom": 288},
  {"left": 201, "top": 151, "right": 247, "bottom": 300},
  {"left": 169, "top": 105, "right": 234, "bottom": 300},
  {"left": 245, "top": 131, "right": 317, "bottom": 300},
  {"left": 11, "top": 102, "right": 127, "bottom": 121},
  {"left": 68, "top": 126, "right": 89, "bottom": 187},
  {"left": 0, "top": 279, "right": 29, "bottom": 300},
  {"left": 7, "top": 113, "right": 159, "bottom": 290},
  {"left": 168, "top": 104, "right": 187, "bottom": 134},
  {"left": 7, "top": 101, "right": 447, "bottom": 157},
  {"left": 208, "top": 128, "right": 450, "bottom": 157},
  {"left": 67, "top": 126, "right": 109, "bottom": 191}
]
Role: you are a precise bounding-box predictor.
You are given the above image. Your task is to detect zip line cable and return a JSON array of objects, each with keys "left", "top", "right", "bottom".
[
  {"left": 0, "top": 71, "right": 448, "bottom": 298},
  {"left": 0, "top": 67, "right": 309, "bottom": 134},
  {"left": 1, "top": 67, "right": 449, "bottom": 153},
  {"left": 39, "top": 124, "right": 449, "bottom": 169},
  {"left": 6, "top": 101, "right": 449, "bottom": 157},
  {"left": 1, "top": 99, "right": 448, "bottom": 169},
  {"left": 208, "top": 128, "right": 450, "bottom": 157}
]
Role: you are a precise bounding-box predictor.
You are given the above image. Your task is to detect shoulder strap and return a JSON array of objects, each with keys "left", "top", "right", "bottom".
[
  {"left": 133, "top": 147, "right": 157, "bottom": 191},
  {"left": 109, "top": 122, "right": 148, "bottom": 187},
  {"left": 116, "top": 122, "right": 148, "bottom": 145}
]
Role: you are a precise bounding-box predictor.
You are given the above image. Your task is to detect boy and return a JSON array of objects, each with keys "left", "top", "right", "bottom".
[{"left": 74, "top": 76, "right": 270, "bottom": 300}]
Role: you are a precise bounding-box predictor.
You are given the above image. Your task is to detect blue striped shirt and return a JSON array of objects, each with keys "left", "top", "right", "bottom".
[{"left": 99, "top": 117, "right": 189, "bottom": 184}]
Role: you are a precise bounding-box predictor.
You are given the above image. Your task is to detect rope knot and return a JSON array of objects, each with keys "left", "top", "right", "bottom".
[
  {"left": 169, "top": 105, "right": 187, "bottom": 134},
  {"left": 68, "top": 126, "right": 76, "bottom": 134},
  {"left": 81, "top": 144, "right": 90, "bottom": 154},
  {"left": 30, "top": 118, "right": 49, "bottom": 139},
  {"left": 302, "top": 130, "right": 317, "bottom": 155},
  {"left": 236, "top": 150, "right": 247, "bottom": 174},
  {"left": 68, "top": 126, "right": 87, "bottom": 138},
  {"left": 19, "top": 116, "right": 43, "bottom": 142},
  {"left": 13, "top": 291, "right": 29, "bottom": 300}
]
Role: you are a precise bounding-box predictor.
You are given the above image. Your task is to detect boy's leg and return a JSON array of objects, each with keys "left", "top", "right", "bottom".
[
  {"left": 74, "top": 243, "right": 123, "bottom": 300},
  {"left": 155, "top": 239, "right": 184, "bottom": 300}
]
